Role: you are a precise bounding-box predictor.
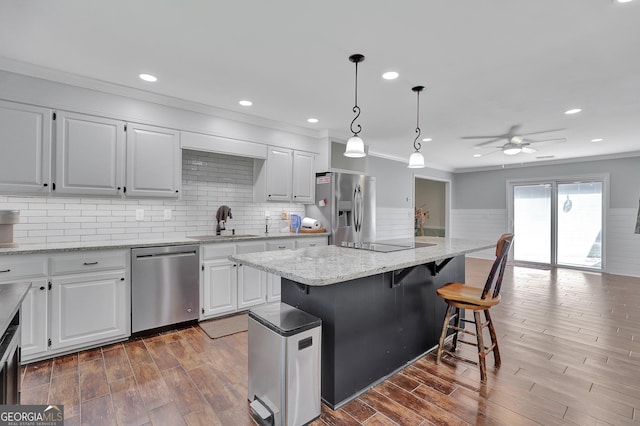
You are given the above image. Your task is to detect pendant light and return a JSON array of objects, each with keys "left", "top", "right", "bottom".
[
  {"left": 407, "top": 85, "right": 426, "bottom": 168},
  {"left": 344, "top": 54, "right": 367, "bottom": 158}
]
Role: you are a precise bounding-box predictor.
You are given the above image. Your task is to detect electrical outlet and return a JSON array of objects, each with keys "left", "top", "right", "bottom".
[
  {"left": 135, "top": 209, "right": 144, "bottom": 221},
  {"left": 164, "top": 209, "right": 172, "bottom": 220}
]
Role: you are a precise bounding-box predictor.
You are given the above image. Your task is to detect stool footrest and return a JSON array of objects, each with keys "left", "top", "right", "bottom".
[
  {"left": 441, "top": 350, "right": 479, "bottom": 366},
  {"left": 447, "top": 325, "right": 476, "bottom": 336}
]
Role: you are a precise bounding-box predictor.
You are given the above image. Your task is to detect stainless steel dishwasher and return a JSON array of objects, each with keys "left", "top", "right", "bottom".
[{"left": 131, "top": 245, "right": 200, "bottom": 333}]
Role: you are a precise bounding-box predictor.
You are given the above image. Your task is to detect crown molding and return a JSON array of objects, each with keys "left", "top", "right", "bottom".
[{"left": 0, "top": 56, "right": 324, "bottom": 139}]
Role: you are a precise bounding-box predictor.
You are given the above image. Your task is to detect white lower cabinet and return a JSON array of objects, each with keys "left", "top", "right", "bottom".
[
  {"left": 202, "top": 258, "right": 237, "bottom": 317},
  {"left": 19, "top": 280, "right": 48, "bottom": 358},
  {"left": 200, "top": 241, "right": 269, "bottom": 319},
  {"left": 266, "top": 273, "right": 281, "bottom": 303},
  {"left": 264, "top": 239, "right": 296, "bottom": 303},
  {"left": 49, "top": 271, "right": 127, "bottom": 351},
  {"left": 0, "top": 255, "right": 49, "bottom": 361},
  {"left": 237, "top": 264, "right": 267, "bottom": 310},
  {"left": 235, "top": 241, "right": 267, "bottom": 311},
  {"left": 0, "top": 250, "right": 129, "bottom": 362}
]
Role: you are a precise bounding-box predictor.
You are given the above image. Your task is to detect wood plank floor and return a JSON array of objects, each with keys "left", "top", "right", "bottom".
[{"left": 21, "top": 258, "right": 640, "bottom": 425}]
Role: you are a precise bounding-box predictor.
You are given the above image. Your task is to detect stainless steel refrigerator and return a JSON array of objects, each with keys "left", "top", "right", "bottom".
[{"left": 305, "top": 172, "right": 375, "bottom": 246}]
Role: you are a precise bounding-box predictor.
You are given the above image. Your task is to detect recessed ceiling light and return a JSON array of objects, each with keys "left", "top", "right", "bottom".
[
  {"left": 591, "top": 138, "right": 604, "bottom": 142},
  {"left": 564, "top": 108, "right": 582, "bottom": 115},
  {"left": 139, "top": 73, "right": 157, "bottom": 82},
  {"left": 473, "top": 154, "right": 482, "bottom": 158},
  {"left": 239, "top": 100, "right": 253, "bottom": 106},
  {"left": 382, "top": 71, "right": 399, "bottom": 80},
  {"left": 422, "top": 138, "right": 432, "bottom": 142},
  {"left": 616, "top": 0, "right": 633, "bottom": 3},
  {"left": 307, "top": 118, "right": 319, "bottom": 123}
]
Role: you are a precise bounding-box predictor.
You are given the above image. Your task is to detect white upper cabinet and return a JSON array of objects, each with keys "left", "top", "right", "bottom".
[
  {"left": 255, "top": 146, "right": 315, "bottom": 203},
  {"left": 125, "top": 123, "right": 181, "bottom": 198},
  {"left": 0, "top": 101, "right": 52, "bottom": 194},
  {"left": 292, "top": 150, "right": 315, "bottom": 203},
  {"left": 54, "top": 111, "right": 125, "bottom": 196},
  {"left": 265, "top": 147, "right": 293, "bottom": 201}
]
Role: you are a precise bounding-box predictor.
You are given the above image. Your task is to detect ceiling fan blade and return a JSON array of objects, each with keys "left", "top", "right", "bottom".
[
  {"left": 524, "top": 137, "right": 567, "bottom": 144},
  {"left": 472, "top": 145, "right": 503, "bottom": 150},
  {"left": 520, "top": 128, "right": 566, "bottom": 136},
  {"left": 460, "top": 135, "right": 503, "bottom": 140},
  {"left": 474, "top": 137, "right": 504, "bottom": 147}
]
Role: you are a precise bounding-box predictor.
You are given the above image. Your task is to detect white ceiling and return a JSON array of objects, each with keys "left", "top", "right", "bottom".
[{"left": 1, "top": 1, "right": 639, "bottom": 172}]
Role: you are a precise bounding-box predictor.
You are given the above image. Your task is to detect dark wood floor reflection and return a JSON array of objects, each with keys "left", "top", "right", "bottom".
[{"left": 21, "top": 259, "right": 640, "bottom": 425}]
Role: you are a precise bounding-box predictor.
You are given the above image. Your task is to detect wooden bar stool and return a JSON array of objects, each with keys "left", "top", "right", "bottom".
[{"left": 435, "top": 233, "right": 514, "bottom": 383}]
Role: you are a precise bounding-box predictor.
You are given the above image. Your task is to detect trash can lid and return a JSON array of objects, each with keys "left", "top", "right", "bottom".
[{"left": 249, "top": 302, "right": 321, "bottom": 337}]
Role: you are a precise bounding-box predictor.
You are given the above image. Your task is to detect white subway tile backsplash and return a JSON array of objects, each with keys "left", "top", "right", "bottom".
[{"left": 1, "top": 150, "right": 304, "bottom": 244}]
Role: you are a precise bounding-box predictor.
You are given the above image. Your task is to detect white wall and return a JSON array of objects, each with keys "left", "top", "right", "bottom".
[
  {"left": 451, "top": 157, "right": 640, "bottom": 276},
  {"left": 1, "top": 150, "right": 304, "bottom": 244}
]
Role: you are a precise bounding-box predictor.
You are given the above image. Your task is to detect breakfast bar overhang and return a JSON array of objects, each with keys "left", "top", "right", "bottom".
[{"left": 230, "top": 237, "right": 495, "bottom": 409}]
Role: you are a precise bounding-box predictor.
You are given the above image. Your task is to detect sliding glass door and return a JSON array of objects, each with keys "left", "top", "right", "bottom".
[
  {"left": 513, "top": 184, "right": 552, "bottom": 264},
  {"left": 557, "top": 182, "right": 603, "bottom": 268},
  {"left": 511, "top": 178, "right": 604, "bottom": 270}
]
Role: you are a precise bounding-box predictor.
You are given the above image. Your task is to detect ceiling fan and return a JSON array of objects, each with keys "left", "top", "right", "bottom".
[{"left": 461, "top": 124, "right": 566, "bottom": 156}]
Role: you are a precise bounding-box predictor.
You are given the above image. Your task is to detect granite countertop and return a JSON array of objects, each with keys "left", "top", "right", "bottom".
[
  {"left": 0, "top": 282, "right": 31, "bottom": 336},
  {"left": 229, "top": 237, "right": 495, "bottom": 286},
  {"left": 0, "top": 232, "right": 329, "bottom": 256}
]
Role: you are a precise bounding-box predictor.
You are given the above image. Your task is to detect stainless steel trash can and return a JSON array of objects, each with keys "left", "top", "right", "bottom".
[{"left": 248, "top": 302, "right": 322, "bottom": 426}]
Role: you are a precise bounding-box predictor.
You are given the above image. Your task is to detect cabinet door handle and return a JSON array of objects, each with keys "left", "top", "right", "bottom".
[
  {"left": 39, "top": 286, "right": 45, "bottom": 291},
  {"left": 309, "top": 243, "right": 316, "bottom": 247},
  {"left": 0, "top": 269, "right": 10, "bottom": 273},
  {"left": 83, "top": 261, "right": 98, "bottom": 266},
  {"left": 278, "top": 246, "right": 286, "bottom": 249}
]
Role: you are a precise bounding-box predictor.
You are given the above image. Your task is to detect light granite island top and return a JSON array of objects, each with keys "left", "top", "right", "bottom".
[{"left": 229, "top": 236, "right": 495, "bottom": 286}]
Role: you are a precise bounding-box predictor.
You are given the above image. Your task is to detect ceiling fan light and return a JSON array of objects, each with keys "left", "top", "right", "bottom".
[
  {"left": 407, "top": 151, "right": 426, "bottom": 168},
  {"left": 503, "top": 144, "right": 522, "bottom": 155},
  {"left": 344, "top": 136, "right": 366, "bottom": 157},
  {"left": 521, "top": 146, "right": 537, "bottom": 154}
]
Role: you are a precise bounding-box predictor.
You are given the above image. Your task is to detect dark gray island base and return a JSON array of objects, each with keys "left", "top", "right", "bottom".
[{"left": 281, "top": 255, "right": 464, "bottom": 409}]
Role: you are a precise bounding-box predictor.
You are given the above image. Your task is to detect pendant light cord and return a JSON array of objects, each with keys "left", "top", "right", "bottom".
[
  {"left": 413, "top": 88, "right": 422, "bottom": 151},
  {"left": 350, "top": 59, "right": 362, "bottom": 137}
]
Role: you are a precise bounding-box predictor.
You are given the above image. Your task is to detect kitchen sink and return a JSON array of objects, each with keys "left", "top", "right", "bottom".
[{"left": 188, "top": 234, "right": 259, "bottom": 241}]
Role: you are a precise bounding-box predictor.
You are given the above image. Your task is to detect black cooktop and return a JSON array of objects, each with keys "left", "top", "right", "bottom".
[{"left": 340, "top": 239, "right": 436, "bottom": 252}]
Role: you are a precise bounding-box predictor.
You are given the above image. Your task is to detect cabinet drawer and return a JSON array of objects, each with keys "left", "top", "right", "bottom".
[
  {"left": 202, "top": 243, "right": 236, "bottom": 260},
  {"left": 295, "top": 236, "right": 328, "bottom": 248},
  {"left": 49, "top": 250, "right": 127, "bottom": 275},
  {"left": 266, "top": 240, "right": 295, "bottom": 251},
  {"left": 237, "top": 241, "right": 267, "bottom": 254},
  {"left": 0, "top": 256, "right": 47, "bottom": 281}
]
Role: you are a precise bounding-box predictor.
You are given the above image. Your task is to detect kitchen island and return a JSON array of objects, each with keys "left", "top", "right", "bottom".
[{"left": 230, "top": 237, "right": 494, "bottom": 408}]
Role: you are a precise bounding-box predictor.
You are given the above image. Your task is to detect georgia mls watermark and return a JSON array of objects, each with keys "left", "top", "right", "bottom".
[{"left": 0, "top": 405, "right": 64, "bottom": 426}]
